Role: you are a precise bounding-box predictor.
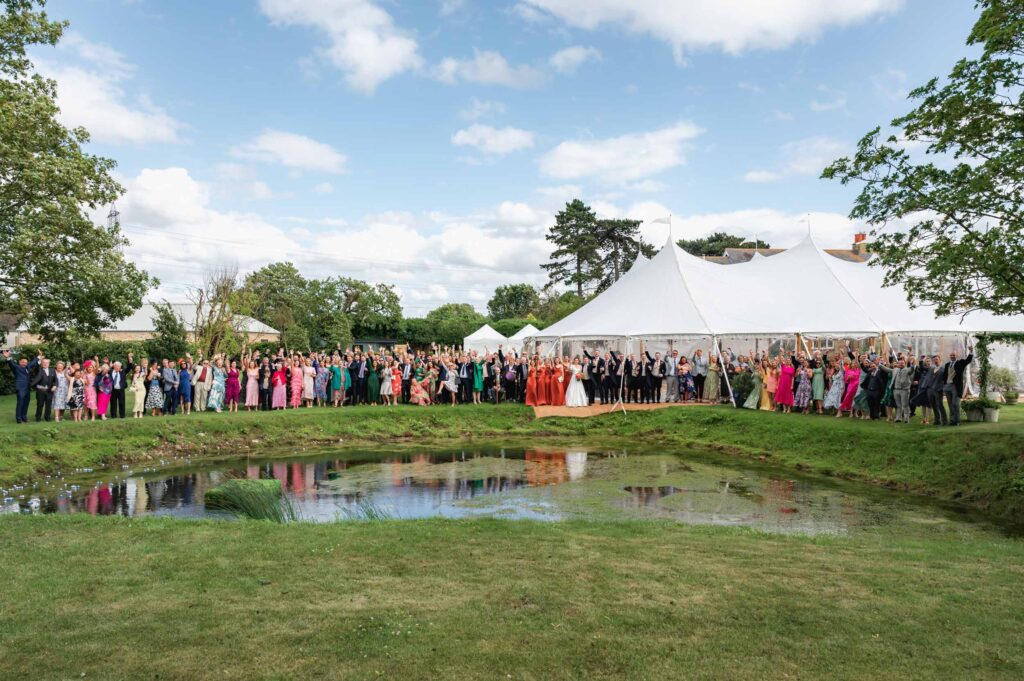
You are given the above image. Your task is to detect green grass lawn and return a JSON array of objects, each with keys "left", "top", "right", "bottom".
[
  {"left": 2, "top": 394, "right": 1023, "bottom": 521},
  {"left": 3, "top": 397, "right": 1023, "bottom": 679},
  {"left": 1, "top": 515, "right": 1022, "bottom": 680}
]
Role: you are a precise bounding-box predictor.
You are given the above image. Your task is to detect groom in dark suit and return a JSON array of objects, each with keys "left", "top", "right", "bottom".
[{"left": 32, "top": 357, "right": 58, "bottom": 422}]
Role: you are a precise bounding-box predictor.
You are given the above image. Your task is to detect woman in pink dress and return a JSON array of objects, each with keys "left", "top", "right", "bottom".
[
  {"left": 83, "top": 361, "right": 98, "bottom": 421},
  {"left": 271, "top": 363, "right": 287, "bottom": 409},
  {"left": 764, "top": 359, "right": 779, "bottom": 410},
  {"left": 225, "top": 361, "right": 241, "bottom": 413},
  {"left": 289, "top": 359, "right": 304, "bottom": 409},
  {"left": 838, "top": 358, "right": 861, "bottom": 417},
  {"left": 244, "top": 361, "right": 260, "bottom": 411},
  {"left": 774, "top": 355, "right": 796, "bottom": 413},
  {"left": 95, "top": 365, "right": 113, "bottom": 420}
]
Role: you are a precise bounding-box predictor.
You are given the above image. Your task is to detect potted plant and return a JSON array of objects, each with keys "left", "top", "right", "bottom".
[
  {"left": 1005, "top": 390, "right": 1019, "bottom": 405},
  {"left": 963, "top": 396, "right": 1001, "bottom": 423}
]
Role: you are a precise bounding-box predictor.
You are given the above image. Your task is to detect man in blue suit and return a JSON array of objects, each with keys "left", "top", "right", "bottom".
[{"left": 4, "top": 348, "right": 41, "bottom": 424}]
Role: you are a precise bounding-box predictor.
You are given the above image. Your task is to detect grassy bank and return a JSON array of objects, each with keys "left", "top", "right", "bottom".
[
  {"left": 2, "top": 394, "right": 1023, "bottom": 521},
  {"left": 0, "top": 515, "right": 1021, "bottom": 680}
]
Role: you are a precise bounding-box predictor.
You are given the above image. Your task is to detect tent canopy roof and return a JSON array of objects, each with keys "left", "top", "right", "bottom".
[{"left": 532, "top": 235, "right": 1024, "bottom": 341}]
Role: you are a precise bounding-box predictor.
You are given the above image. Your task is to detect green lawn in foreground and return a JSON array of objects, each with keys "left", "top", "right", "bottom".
[
  {"left": 1, "top": 395, "right": 1023, "bottom": 521},
  {"left": 0, "top": 515, "right": 1021, "bottom": 680}
]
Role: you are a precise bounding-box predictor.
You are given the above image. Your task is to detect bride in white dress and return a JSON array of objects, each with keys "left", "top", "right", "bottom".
[{"left": 565, "top": 359, "right": 588, "bottom": 408}]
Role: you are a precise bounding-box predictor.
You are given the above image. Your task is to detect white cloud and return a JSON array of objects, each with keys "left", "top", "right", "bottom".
[
  {"left": 737, "top": 81, "right": 764, "bottom": 94},
  {"left": 743, "top": 170, "right": 782, "bottom": 183},
  {"left": 38, "top": 34, "right": 183, "bottom": 146},
  {"left": 259, "top": 0, "right": 423, "bottom": 93},
  {"left": 873, "top": 67, "right": 909, "bottom": 101},
  {"left": 772, "top": 110, "right": 795, "bottom": 122},
  {"left": 744, "top": 136, "right": 846, "bottom": 183},
  {"left": 549, "top": 45, "right": 602, "bottom": 74},
  {"left": 313, "top": 181, "right": 335, "bottom": 194},
  {"left": 117, "top": 167, "right": 554, "bottom": 314},
  {"left": 232, "top": 129, "right": 347, "bottom": 173},
  {"left": 452, "top": 124, "right": 535, "bottom": 154},
  {"left": 439, "top": 0, "right": 465, "bottom": 15},
  {"left": 522, "top": 1, "right": 902, "bottom": 63},
  {"left": 459, "top": 97, "right": 507, "bottom": 120},
  {"left": 59, "top": 32, "right": 135, "bottom": 78},
  {"left": 539, "top": 122, "right": 702, "bottom": 183},
  {"left": 435, "top": 49, "right": 546, "bottom": 88},
  {"left": 809, "top": 86, "right": 847, "bottom": 112}
]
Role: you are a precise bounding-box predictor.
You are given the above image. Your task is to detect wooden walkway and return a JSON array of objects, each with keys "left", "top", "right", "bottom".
[{"left": 532, "top": 401, "right": 712, "bottom": 419}]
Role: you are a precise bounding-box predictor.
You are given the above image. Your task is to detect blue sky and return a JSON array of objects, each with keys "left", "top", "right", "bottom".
[{"left": 37, "top": 0, "right": 980, "bottom": 314}]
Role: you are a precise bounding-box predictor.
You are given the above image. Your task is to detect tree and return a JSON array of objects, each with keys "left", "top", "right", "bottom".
[
  {"left": 677, "top": 232, "right": 770, "bottom": 257},
  {"left": 535, "top": 290, "right": 587, "bottom": 325},
  {"left": 593, "top": 219, "right": 657, "bottom": 292},
  {"left": 823, "top": 0, "right": 1024, "bottom": 317},
  {"left": 541, "top": 199, "right": 601, "bottom": 296},
  {"left": 331, "top": 277, "right": 402, "bottom": 338},
  {"left": 189, "top": 265, "right": 247, "bottom": 357},
  {"left": 238, "top": 262, "right": 310, "bottom": 347},
  {"left": 0, "top": 1, "right": 154, "bottom": 341},
  {"left": 424, "top": 303, "right": 486, "bottom": 347},
  {"left": 487, "top": 284, "right": 540, "bottom": 320},
  {"left": 146, "top": 301, "right": 189, "bottom": 360},
  {"left": 490, "top": 317, "right": 544, "bottom": 339}
]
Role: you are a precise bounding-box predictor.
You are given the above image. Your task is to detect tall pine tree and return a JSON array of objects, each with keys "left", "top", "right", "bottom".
[
  {"left": 593, "top": 218, "right": 656, "bottom": 292},
  {"left": 541, "top": 199, "right": 600, "bottom": 296}
]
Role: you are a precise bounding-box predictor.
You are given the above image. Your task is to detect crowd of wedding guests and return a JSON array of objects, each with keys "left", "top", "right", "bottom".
[{"left": 4, "top": 340, "right": 973, "bottom": 426}]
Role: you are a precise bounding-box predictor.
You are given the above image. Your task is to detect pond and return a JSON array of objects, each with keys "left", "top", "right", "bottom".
[{"left": 2, "top": 446, "right": 1001, "bottom": 536}]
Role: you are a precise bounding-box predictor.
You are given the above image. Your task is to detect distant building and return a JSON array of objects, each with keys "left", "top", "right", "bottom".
[
  {"left": 7, "top": 303, "right": 280, "bottom": 347},
  {"left": 703, "top": 233, "right": 872, "bottom": 264}
]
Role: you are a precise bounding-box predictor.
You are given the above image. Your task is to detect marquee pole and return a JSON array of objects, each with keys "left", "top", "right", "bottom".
[{"left": 713, "top": 336, "right": 737, "bottom": 408}]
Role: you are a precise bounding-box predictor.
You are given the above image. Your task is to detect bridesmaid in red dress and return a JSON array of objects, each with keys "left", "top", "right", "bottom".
[
  {"left": 537, "top": 361, "right": 550, "bottom": 406},
  {"left": 525, "top": 359, "right": 540, "bottom": 406},
  {"left": 549, "top": 361, "right": 566, "bottom": 407}
]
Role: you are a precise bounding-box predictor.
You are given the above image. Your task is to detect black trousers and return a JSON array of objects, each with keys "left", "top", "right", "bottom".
[
  {"left": 35, "top": 389, "right": 53, "bottom": 422},
  {"left": 458, "top": 380, "right": 470, "bottom": 403},
  {"left": 503, "top": 377, "right": 517, "bottom": 402},
  {"left": 584, "top": 378, "right": 595, "bottom": 404},
  {"left": 110, "top": 388, "right": 126, "bottom": 418},
  {"left": 401, "top": 379, "right": 411, "bottom": 404},
  {"left": 866, "top": 389, "right": 882, "bottom": 420},
  {"left": 929, "top": 389, "right": 947, "bottom": 424},
  {"left": 260, "top": 388, "right": 272, "bottom": 410},
  {"left": 650, "top": 377, "right": 662, "bottom": 403},
  {"left": 694, "top": 374, "right": 706, "bottom": 401},
  {"left": 353, "top": 378, "right": 366, "bottom": 404}
]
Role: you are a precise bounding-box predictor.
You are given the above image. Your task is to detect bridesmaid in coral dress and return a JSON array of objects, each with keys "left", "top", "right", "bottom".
[
  {"left": 525, "top": 359, "right": 540, "bottom": 407},
  {"left": 537, "top": 362, "right": 550, "bottom": 406},
  {"left": 548, "top": 362, "right": 566, "bottom": 407}
]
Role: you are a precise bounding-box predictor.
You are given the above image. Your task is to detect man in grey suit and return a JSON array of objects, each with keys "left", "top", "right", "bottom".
[
  {"left": 161, "top": 359, "right": 180, "bottom": 415},
  {"left": 664, "top": 350, "right": 679, "bottom": 403},
  {"left": 891, "top": 359, "right": 915, "bottom": 423}
]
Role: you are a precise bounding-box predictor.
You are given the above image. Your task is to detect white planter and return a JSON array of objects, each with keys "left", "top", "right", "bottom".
[
  {"left": 966, "top": 409, "right": 984, "bottom": 422},
  {"left": 983, "top": 408, "right": 1000, "bottom": 423}
]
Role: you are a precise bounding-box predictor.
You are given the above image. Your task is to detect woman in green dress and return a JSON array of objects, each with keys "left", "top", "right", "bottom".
[
  {"left": 742, "top": 366, "right": 761, "bottom": 410},
  {"left": 366, "top": 359, "right": 381, "bottom": 405},
  {"left": 472, "top": 357, "right": 484, "bottom": 404},
  {"left": 330, "top": 361, "right": 343, "bottom": 406},
  {"left": 811, "top": 363, "right": 825, "bottom": 414}
]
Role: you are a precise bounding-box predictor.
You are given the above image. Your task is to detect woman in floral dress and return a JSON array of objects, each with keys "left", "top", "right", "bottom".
[
  {"left": 83, "top": 361, "right": 98, "bottom": 421},
  {"left": 52, "top": 361, "right": 69, "bottom": 422},
  {"left": 314, "top": 361, "right": 329, "bottom": 406},
  {"left": 67, "top": 370, "right": 85, "bottom": 422},
  {"left": 145, "top": 365, "right": 164, "bottom": 416},
  {"left": 793, "top": 360, "right": 813, "bottom": 413},
  {"left": 208, "top": 358, "right": 227, "bottom": 412},
  {"left": 823, "top": 359, "right": 845, "bottom": 414}
]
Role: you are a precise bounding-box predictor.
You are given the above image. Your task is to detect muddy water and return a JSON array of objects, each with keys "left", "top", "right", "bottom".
[{"left": 1, "top": 447, "right": 1001, "bottom": 535}]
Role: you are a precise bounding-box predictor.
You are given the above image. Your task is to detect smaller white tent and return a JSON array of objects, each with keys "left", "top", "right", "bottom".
[
  {"left": 463, "top": 324, "right": 508, "bottom": 354},
  {"left": 508, "top": 323, "right": 540, "bottom": 352}
]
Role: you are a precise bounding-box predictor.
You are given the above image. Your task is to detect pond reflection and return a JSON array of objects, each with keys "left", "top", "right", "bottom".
[{"left": 3, "top": 447, "right": 995, "bottom": 535}]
